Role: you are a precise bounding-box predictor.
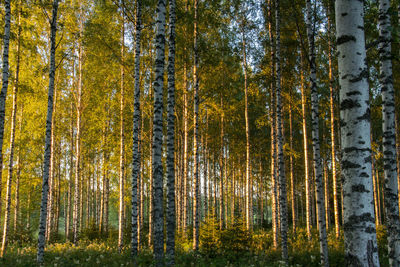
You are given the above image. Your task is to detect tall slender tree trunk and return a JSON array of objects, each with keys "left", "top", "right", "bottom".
[
  {"left": 131, "top": 0, "right": 142, "bottom": 258},
  {"left": 192, "top": 0, "right": 200, "bottom": 251},
  {"left": 219, "top": 96, "right": 224, "bottom": 230},
  {"left": 289, "top": 90, "right": 296, "bottom": 234},
  {"left": 118, "top": 7, "right": 125, "bottom": 253},
  {"left": 73, "top": 8, "right": 83, "bottom": 244},
  {"left": 0, "top": 0, "right": 12, "bottom": 220},
  {"left": 152, "top": 0, "right": 166, "bottom": 264},
  {"left": 1, "top": 6, "right": 21, "bottom": 254},
  {"left": 305, "top": 0, "right": 329, "bottom": 264},
  {"left": 324, "top": 160, "right": 330, "bottom": 231},
  {"left": 203, "top": 112, "right": 208, "bottom": 218},
  {"left": 166, "top": 0, "right": 176, "bottom": 263},
  {"left": 300, "top": 52, "right": 312, "bottom": 240},
  {"left": 378, "top": 0, "right": 400, "bottom": 263},
  {"left": 335, "top": 0, "right": 380, "bottom": 264},
  {"left": 327, "top": 1, "right": 340, "bottom": 239},
  {"left": 275, "top": 0, "right": 288, "bottom": 262},
  {"left": 46, "top": 85, "right": 57, "bottom": 242},
  {"left": 67, "top": 103, "right": 74, "bottom": 240},
  {"left": 36, "top": 1, "right": 59, "bottom": 263},
  {"left": 242, "top": 26, "right": 252, "bottom": 232},
  {"left": 148, "top": 87, "right": 154, "bottom": 247},
  {"left": 183, "top": 62, "right": 188, "bottom": 235}
]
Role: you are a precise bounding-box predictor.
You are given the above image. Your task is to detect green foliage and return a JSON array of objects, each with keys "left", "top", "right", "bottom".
[
  {"left": 199, "top": 213, "right": 220, "bottom": 256},
  {"left": 219, "top": 218, "right": 252, "bottom": 256}
]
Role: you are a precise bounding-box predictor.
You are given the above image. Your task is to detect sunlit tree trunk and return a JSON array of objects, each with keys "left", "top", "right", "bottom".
[
  {"left": 289, "top": 90, "right": 296, "bottom": 234},
  {"left": 242, "top": 26, "right": 252, "bottom": 232},
  {"left": 36, "top": 1, "right": 59, "bottom": 263},
  {"left": 67, "top": 103, "right": 74, "bottom": 240},
  {"left": 300, "top": 51, "right": 312, "bottom": 240},
  {"left": 326, "top": 1, "right": 340, "bottom": 239},
  {"left": 335, "top": 0, "right": 380, "bottom": 264},
  {"left": 267, "top": 0, "right": 278, "bottom": 247},
  {"left": 73, "top": 6, "right": 84, "bottom": 244},
  {"left": 0, "top": 0, "right": 12, "bottom": 219},
  {"left": 192, "top": 0, "right": 200, "bottom": 251},
  {"left": 118, "top": 7, "right": 125, "bottom": 253},
  {"left": 1, "top": 6, "right": 21, "bottom": 254}
]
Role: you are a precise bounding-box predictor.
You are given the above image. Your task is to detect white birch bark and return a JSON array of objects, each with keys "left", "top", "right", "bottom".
[
  {"left": 275, "top": 0, "right": 288, "bottom": 262},
  {"left": 118, "top": 6, "right": 125, "bottom": 253},
  {"left": 37, "top": 0, "right": 59, "bottom": 263},
  {"left": 335, "top": 0, "right": 380, "bottom": 264},
  {"left": 192, "top": 0, "right": 200, "bottom": 250},
  {"left": 152, "top": 0, "right": 166, "bottom": 264},
  {"left": 166, "top": 0, "right": 176, "bottom": 263},
  {"left": 378, "top": 0, "right": 400, "bottom": 264},
  {"left": 131, "top": 0, "right": 142, "bottom": 258},
  {"left": 0, "top": 0, "right": 12, "bottom": 218},
  {"left": 305, "top": 0, "right": 329, "bottom": 264}
]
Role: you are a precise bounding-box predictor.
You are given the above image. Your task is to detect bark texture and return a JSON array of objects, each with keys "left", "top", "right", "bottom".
[
  {"left": 152, "top": 0, "right": 166, "bottom": 264},
  {"left": 305, "top": 0, "right": 329, "bottom": 264},
  {"left": 131, "top": 0, "right": 142, "bottom": 258},
  {"left": 166, "top": 0, "right": 176, "bottom": 263},
  {"left": 378, "top": 0, "right": 400, "bottom": 264},
  {"left": 37, "top": 0, "right": 59, "bottom": 263},
  {"left": 335, "top": 0, "right": 380, "bottom": 264}
]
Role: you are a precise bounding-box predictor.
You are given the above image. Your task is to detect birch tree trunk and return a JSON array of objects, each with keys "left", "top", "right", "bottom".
[
  {"left": 118, "top": 7, "right": 125, "bottom": 253},
  {"left": 378, "top": 0, "right": 400, "bottom": 263},
  {"left": 73, "top": 7, "right": 84, "bottom": 244},
  {"left": 152, "top": 0, "right": 166, "bottom": 264},
  {"left": 289, "top": 90, "right": 296, "bottom": 234},
  {"left": 192, "top": 0, "right": 200, "bottom": 250},
  {"left": 242, "top": 26, "right": 252, "bottom": 232},
  {"left": 267, "top": 0, "right": 279, "bottom": 246},
  {"left": 335, "top": 0, "right": 380, "bottom": 264},
  {"left": 0, "top": 6, "right": 21, "bottom": 254},
  {"left": 67, "top": 103, "right": 74, "bottom": 240},
  {"left": 275, "top": 0, "right": 288, "bottom": 262},
  {"left": 0, "top": 0, "right": 12, "bottom": 218},
  {"left": 219, "top": 96, "right": 225, "bottom": 230},
  {"left": 131, "top": 0, "right": 142, "bottom": 258},
  {"left": 166, "top": 0, "right": 176, "bottom": 263},
  {"left": 305, "top": 0, "right": 329, "bottom": 264},
  {"left": 300, "top": 52, "right": 312, "bottom": 240},
  {"left": 36, "top": 0, "right": 59, "bottom": 263},
  {"left": 326, "top": 0, "right": 340, "bottom": 239}
]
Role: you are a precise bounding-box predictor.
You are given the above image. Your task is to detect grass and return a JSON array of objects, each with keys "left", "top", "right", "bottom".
[{"left": 0, "top": 224, "right": 389, "bottom": 266}]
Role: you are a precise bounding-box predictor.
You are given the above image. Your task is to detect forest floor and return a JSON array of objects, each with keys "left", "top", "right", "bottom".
[{"left": 0, "top": 225, "right": 389, "bottom": 267}]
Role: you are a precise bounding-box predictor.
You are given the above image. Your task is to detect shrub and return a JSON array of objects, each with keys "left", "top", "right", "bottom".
[{"left": 199, "top": 212, "right": 220, "bottom": 256}]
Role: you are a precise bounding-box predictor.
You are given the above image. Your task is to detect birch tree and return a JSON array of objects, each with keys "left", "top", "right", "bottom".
[
  {"left": 152, "top": 0, "right": 166, "bottom": 264},
  {"left": 166, "top": 0, "right": 176, "bottom": 263},
  {"left": 305, "top": 0, "right": 329, "bottom": 264},
  {"left": 118, "top": 5, "right": 125, "bottom": 253},
  {"left": 37, "top": 0, "right": 59, "bottom": 263},
  {"left": 335, "top": 0, "right": 380, "bottom": 264},
  {"left": 0, "top": 3, "right": 22, "bottom": 255},
  {"left": 192, "top": 0, "right": 200, "bottom": 251},
  {"left": 131, "top": 0, "right": 142, "bottom": 258},
  {"left": 275, "top": 0, "right": 288, "bottom": 262},
  {"left": 378, "top": 0, "right": 400, "bottom": 264},
  {"left": 0, "top": 0, "right": 12, "bottom": 217}
]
